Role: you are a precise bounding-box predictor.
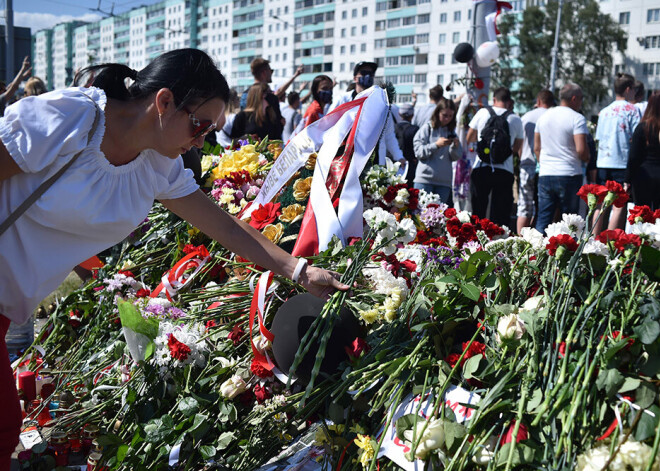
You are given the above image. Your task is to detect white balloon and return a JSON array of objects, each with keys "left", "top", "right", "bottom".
[{"left": 475, "top": 41, "right": 500, "bottom": 68}]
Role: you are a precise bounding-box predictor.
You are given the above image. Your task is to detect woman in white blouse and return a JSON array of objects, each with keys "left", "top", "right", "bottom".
[{"left": 0, "top": 49, "right": 346, "bottom": 466}]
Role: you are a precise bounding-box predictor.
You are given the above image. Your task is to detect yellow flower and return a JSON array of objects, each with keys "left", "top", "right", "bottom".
[
  {"left": 268, "top": 142, "right": 283, "bottom": 160},
  {"left": 355, "top": 434, "right": 376, "bottom": 468},
  {"left": 211, "top": 145, "right": 261, "bottom": 180},
  {"left": 359, "top": 308, "right": 380, "bottom": 325},
  {"left": 293, "top": 176, "right": 313, "bottom": 201},
  {"left": 262, "top": 223, "right": 284, "bottom": 244},
  {"left": 200, "top": 154, "right": 216, "bottom": 174},
  {"left": 305, "top": 153, "right": 317, "bottom": 170},
  {"left": 279, "top": 204, "right": 305, "bottom": 223}
]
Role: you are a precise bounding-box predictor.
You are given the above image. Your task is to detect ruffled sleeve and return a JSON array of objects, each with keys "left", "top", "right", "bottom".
[
  {"left": 149, "top": 152, "right": 199, "bottom": 201},
  {"left": 0, "top": 87, "right": 103, "bottom": 174}
]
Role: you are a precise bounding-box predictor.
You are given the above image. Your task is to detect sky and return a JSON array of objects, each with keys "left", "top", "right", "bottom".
[{"left": 1, "top": 0, "right": 161, "bottom": 32}]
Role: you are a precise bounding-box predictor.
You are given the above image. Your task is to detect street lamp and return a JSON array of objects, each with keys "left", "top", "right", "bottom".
[{"left": 272, "top": 15, "right": 298, "bottom": 76}]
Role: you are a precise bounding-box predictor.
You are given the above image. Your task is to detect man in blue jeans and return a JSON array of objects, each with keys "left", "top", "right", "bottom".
[{"left": 534, "top": 83, "right": 590, "bottom": 233}]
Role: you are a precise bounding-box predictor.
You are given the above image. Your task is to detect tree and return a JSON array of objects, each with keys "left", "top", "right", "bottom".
[{"left": 496, "top": 0, "right": 626, "bottom": 111}]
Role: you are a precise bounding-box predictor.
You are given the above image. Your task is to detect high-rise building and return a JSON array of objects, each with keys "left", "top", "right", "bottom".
[{"left": 31, "top": 0, "right": 657, "bottom": 104}]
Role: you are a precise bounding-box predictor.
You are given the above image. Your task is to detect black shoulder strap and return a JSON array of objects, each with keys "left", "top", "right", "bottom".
[{"left": 486, "top": 106, "right": 497, "bottom": 118}]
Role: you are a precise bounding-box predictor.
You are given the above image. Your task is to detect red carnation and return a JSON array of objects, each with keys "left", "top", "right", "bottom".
[
  {"left": 614, "top": 233, "right": 641, "bottom": 252},
  {"left": 248, "top": 202, "right": 282, "bottom": 230},
  {"left": 253, "top": 384, "right": 271, "bottom": 404},
  {"left": 611, "top": 330, "right": 635, "bottom": 350},
  {"left": 597, "top": 229, "right": 625, "bottom": 245},
  {"left": 250, "top": 358, "right": 273, "bottom": 378},
  {"left": 408, "top": 188, "right": 420, "bottom": 211},
  {"left": 444, "top": 208, "right": 457, "bottom": 219},
  {"left": 446, "top": 217, "right": 461, "bottom": 237},
  {"left": 577, "top": 184, "right": 608, "bottom": 207},
  {"left": 347, "top": 236, "right": 363, "bottom": 246},
  {"left": 604, "top": 180, "right": 629, "bottom": 208},
  {"left": 445, "top": 353, "right": 461, "bottom": 368},
  {"left": 118, "top": 270, "right": 135, "bottom": 278},
  {"left": 400, "top": 259, "right": 417, "bottom": 273},
  {"left": 628, "top": 205, "right": 654, "bottom": 224},
  {"left": 135, "top": 288, "right": 151, "bottom": 298},
  {"left": 460, "top": 341, "right": 486, "bottom": 366},
  {"left": 345, "top": 337, "right": 370, "bottom": 360},
  {"left": 168, "top": 334, "right": 191, "bottom": 361},
  {"left": 500, "top": 420, "right": 529, "bottom": 445},
  {"left": 228, "top": 325, "right": 245, "bottom": 346},
  {"left": 383, "top": 185, "right": 398, "bottom": 204},
  {"left": 546, "top": 234, "right": 578, "bottom": 256},
  {"left": 205, "top": 320, "right": 217, "bottom": 330},
  {"left": 654, "top": 209, "right": 660, "bottom": 221},
  {"left": 182, "top": 244, "right": 196, "bottom": 254}
]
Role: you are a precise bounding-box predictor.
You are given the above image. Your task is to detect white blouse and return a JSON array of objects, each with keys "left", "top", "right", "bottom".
[{"left": 0, "top": 87, "right": 198, "bottom": 324}]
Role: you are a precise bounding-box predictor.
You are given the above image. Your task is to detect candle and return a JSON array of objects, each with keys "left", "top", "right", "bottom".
[{"left": 18, "top": 371, "right": 36, "bottom": 402}]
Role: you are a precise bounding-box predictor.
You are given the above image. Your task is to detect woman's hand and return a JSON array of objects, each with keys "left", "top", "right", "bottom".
[
  {"left": 435, "top": 137, "right": 452, "bottom": 148},
  {"left": 297, "top": 264, "right": 349, "bottom": 300}
]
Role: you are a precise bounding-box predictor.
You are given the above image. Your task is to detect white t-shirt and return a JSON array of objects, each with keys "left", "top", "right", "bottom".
[
  {"left": 535, "top": 106, "right": 588, "bottom": 177},
  {"left": 520, "top": 107, "right": 547, "bottom": 165},
  {"left": 469, "top": 106, "right": 523, "bottom": 174},
  {"left": 0, "top": 87, "right": 198, "bottom": 324}
]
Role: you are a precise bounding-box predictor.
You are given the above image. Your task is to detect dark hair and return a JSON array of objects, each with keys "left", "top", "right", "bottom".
[
  {"left": 559, "top": 83, "right": 582, "bottom": 102},
  {"left": 633, "top": 80, "right": 645, "bottom": 102},
  {"left": 642, "top": 91, "right": 660, "bottom": 146},
  {"left": 430, "top": 98, "right": 457, "bottom": 131},
  {"left": 429, "top": 84, "right": 444, "bottom": 102},
  {"left": 493, "top": 87, "right": 512, "bottom": 104},
  {"left": 287, "top": 91, "right": 300, "bottom": 106},
  {"left": 251, "top": 57, "right": 270, "bottom": 78},
  {"left": 537, "top": 89, "right": 556, "bottom": 107},
  {"left": 311, "top": 74, "right": 332, "bottom": 103},
  {"left": 614, "top": 73, "right": 635, "bottom": 96},
  {"left": 75, "top": 49, "right": 230, "bottom": 108}
]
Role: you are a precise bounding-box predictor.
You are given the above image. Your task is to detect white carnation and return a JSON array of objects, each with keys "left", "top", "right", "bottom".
[
  {"left": 561, "top": 213, "right": 585, "bottom": 237},
  {"left": 583, "top": 238, "right": 609, "bottom": 257},
  {"left": 520, "top": 227, "right": 545, "bottom": 250}
]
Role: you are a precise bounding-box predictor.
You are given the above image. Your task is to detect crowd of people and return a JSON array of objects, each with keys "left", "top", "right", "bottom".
[{"left": 228, "top": 57, "right": 659, "bottom": 234}]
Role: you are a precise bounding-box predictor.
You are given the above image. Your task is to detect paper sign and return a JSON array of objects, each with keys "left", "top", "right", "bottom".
[{"left": 376, "top": 386, "right": 480, "bottom": 470}]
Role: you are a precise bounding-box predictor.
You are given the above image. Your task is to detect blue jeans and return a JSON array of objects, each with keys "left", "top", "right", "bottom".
[
  {"left": 414, "top": 183, "right": 452, "bottom": 205},
  {"left": 536, "top": 174, "right": 583, "bottom": 234}
]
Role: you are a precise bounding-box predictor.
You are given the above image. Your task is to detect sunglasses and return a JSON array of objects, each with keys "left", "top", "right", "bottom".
[{"left": 182, "top": 106, "right": 216, "bottom": 139}]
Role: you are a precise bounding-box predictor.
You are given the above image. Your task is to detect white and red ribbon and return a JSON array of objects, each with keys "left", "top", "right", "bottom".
[{"left": 151, "top": 246, "right": 211, "bottom": 301}]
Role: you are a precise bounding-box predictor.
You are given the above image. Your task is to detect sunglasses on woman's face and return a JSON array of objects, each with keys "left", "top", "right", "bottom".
[{"left": 182, "top": 106, "right": 216, "bottom": 139}]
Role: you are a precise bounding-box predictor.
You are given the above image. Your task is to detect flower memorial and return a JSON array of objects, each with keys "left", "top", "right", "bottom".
[{"left": 11, "top": 138, "right": 660, "bottom": 471}]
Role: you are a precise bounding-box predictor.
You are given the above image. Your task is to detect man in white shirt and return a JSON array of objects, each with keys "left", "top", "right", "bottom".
[
  {"left": 412, "top": 85, "right": 443, "bottom": 128},
  {"left": 517, "top": 89, "right": 555, "bottom": 233},
  {"left": 466, "top": 87, "right": 524, "bottom": 227},
  {"left": 281, "top": 92, "right": 302, "bottom": 143},
  {"left": 329, "top": 61, "right": 404, "bottom": 166},
  {"left": 534, "top": 83, "right": 590, "bottom": 233}
]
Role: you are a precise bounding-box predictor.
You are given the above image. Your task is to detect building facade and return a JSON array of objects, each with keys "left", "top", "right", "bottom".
[{"left": 31, "top": 0, "right": 657, "bottom": 104}]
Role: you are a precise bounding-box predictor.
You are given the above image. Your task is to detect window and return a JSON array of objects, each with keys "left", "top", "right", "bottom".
[
  {"left": 454, "top": 11, "right": 461, "bottom": 22},
  {"left": 350, "top": 44, "right": 356, "bottom": 53},
  {"left": 352, "top": 8, "right": 357, "bottom": 17},
  {"left": 452, "top": 32, "right": 460, "bottom": 43},
  {"left": 643, "top": 63, "right": 660, "bottom": 75},
  {"left": 438, "top": 54, "right": 445, "bottom": 65},
  {"left": 439, "top": 33, "right": 446, "bottom": 44},
  {"left": 386, "top": 56, "right": 399, "bottom": 66},
  {"left": 414, "top": 73, "right": 425, "bottom": 83},
  {"left": 340, "top": 63, "right": 345, "bottom": 72},
  {"left": 361, "top": 43, "right": 367, "bottom": 52},
  {"left": 440, "top": 13, "right": 447, "bottom": 23},
  {"left": 450, "top": 73, "right": 458, "bottom": 82},
  {"left": 619, "top": 12, "right": 630, "bottom": 24},
  {"left": 351, "top": 26, "right": 356, "bottom": 36},
  {"left": 342, "top": 10, "right": 347, "bottom": 19},
  {"left": 341, "top": 28, "right": 346, "bottom": 37},
  {"left": 375, "top": 20, "right": 386, "bottom": 31},
  {"left": 418, "top": 14, "right": 430, "bottom": 23},
  {"left": 400, "top": 74, "right": 413, "bottom": 83},
  {"left": 401, "top": 55, "right": 414, "bottom": 65},
  {"left": 362, "top": 7, "right": 368, "bottom": 16},
  {"left": 451, "top": 55, "right": 457, "bottom": 64},
  {"left": 648, "top": 9, "right": 660, "bottom": 23},
  {"left": 416, "top": 33, "right": 429, "bottom": 44},
  {"left": 340, "top": 45, "right": 346, "bottom": 54},
  {"left": 416, "top": 53, "right": 428, "bottom": 64},
  {"left": 403, "top": 16, "right": 415, "bottom": 25},
  {"left": 388, "top": 18, "right": 401, "bottom": 28},
  {"left": 362, "top": 25, "right": 367, "bottom": 34},
  {"left": 375, "top": 39, "right": 386, "bottom": 48}
]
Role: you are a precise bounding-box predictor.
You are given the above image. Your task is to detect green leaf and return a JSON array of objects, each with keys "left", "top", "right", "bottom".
[
  {"left": 443, "top": 421, "right": 465, "bottom": 453},
  {"left": 217, "top": 432, "right": 236, "bottom": 450},
  {"left": 596, "top": 368, "right": 625, "bottom": 398},
  {"left": 96, "top": 434, "right": 123, "bottom": 447},
  {"left": 636, "top": 381, "right": 657, "bottom": 409},
  {"left": 495, "top": 442, "right": 535, "bottom": 468},
  {"left": 526, "top": 388, "right": 543, "bottom": 413},
  {"left": 461, "top": 283, "right": 481, "bottom": 302},
  {"left": 116, "top": 444, "right": 129, "bottom": 464},
  {"left": 328, "top": 402, "right": 345, "bottom": 425},
  {"left": 118, "top": 299, "right": 159, "bottom": 340},
  {"left": 640, "top": 245, "right": 660, "bottom": 281},
  {"left": 200, "top": 445, "right": 217, "bottom": 460},
  {"left": 144, "top": 341, "right": 155, "bottom": 361},
  {"left": 634, "top": 405, "right": 660, "bottom": 441},
  {"left": 178, "top": 397, "right": 200, "bottom": 418},
  {"left": 619, "top": 377, "right": 641, "bottom": 393},
  {"left": 463, "top": 354, "right": 483, "bottom": 379},
  {"left": 395, "top": 414, "right": 420, "bottom": 442},
  {"left": 633, "top": 320, "right": 660, "bottom": 344}
]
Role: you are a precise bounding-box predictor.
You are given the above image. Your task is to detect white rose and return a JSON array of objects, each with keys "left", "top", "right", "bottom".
[
  {"left": 496, "top": 313, "right": 526, "bottom": 343},
  {"left": 471, "top": 436, "right": 498, "bottom": 465},
  {"left": 219, "top": 375, "right": 247, "bottom": 399},
  {"left": 403, "top": 418, "right": 444, "bottom": 460}
]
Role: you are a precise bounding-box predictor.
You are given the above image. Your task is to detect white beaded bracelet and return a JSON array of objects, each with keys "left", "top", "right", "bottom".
[{"left": 292, "top": 258, "right": 308, "bottom": 283}]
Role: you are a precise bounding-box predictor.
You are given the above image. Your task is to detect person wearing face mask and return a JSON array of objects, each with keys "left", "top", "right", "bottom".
[
  {"left": 413, "top": 98, "right": 462, "bottom": 204},
  {"left": 328, "top": 61, "right": 405, "bottom": 167},
  {"left": 300, "top": 74, "right": 333, "bottom": 128}
]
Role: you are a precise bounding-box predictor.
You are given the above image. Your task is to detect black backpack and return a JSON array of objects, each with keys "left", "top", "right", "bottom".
[{"left": 477, "top": 107, "right": 513, "bottom": 164}]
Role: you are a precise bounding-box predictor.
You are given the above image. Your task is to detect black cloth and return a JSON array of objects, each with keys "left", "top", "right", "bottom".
[
  {"left": 626, "top": 123, "right": 660, "bottom": 208},
  {"left": 230, "top": 109, "right": 283, "bottom": 141},
  {"left": 470, "top": 167, "right": 514, "bottom": 227},
  {"left": 395, "top": 120, "right": 419, "bottom": 187}
]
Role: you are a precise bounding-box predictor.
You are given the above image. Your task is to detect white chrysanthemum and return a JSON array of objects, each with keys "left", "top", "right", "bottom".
[
  {"left": 576, "top": 446, "right": 625, "bottom": 471},
  {"left": 583, "top": 238, "right": 609, "bottom": 257},
  {"left": 619, "top": 440, "right": 660, "bottom": 470},
  {"left": 545, "top": 221, "right": 571, "bottom": 238},
  {"left": 456, "top": 210, "right": 471, "bottom": 223},
  {"left": 103, "top": 273, "right": 138, "bottom": 292},
  {"left": 520, "top": 227, "right": 545, "bottom": 250},
  {"left": 561, "top": 213, "right": 585, "bottom": 237},
  {"left": 395, "top": 245, "right": 425, "bottom": 270},
  {"left": 462, "top": 240, "right": 482, "bottom": 254},
  {"left": 363, "top": 266, "right": 409, "bottom": 296},
  {"left": 147, "top": 297, "right": 172, "bottom": 309},
  {"left": 417, "top": 189, "right": 444, "bottom": 208},
  {"left": 153, "top": 321, "right": 207, "bottom": 370}
]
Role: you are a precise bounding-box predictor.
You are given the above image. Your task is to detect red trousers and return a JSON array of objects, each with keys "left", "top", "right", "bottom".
[{"left": 0, "top": 315, "right": 22, "bottom": 471}]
